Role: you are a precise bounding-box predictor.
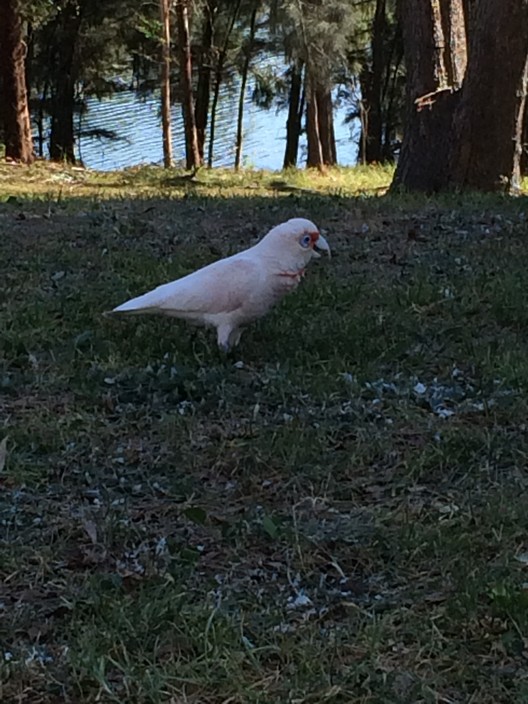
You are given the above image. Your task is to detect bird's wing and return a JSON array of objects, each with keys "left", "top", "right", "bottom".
[{"left": 111, "top": 255, "right": 260, "bottom": 316}]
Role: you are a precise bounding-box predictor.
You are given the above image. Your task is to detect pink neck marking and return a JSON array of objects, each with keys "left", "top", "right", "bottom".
[{"left": 277, "top": 268, "right": 305, "bottom": 279}]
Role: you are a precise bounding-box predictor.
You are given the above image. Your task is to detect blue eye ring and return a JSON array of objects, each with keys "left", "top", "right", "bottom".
[{"left": 301, "top": 234, "right": 311, "bottom": 248}]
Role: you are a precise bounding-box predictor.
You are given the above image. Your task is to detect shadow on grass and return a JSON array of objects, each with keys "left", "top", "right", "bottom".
[{"left": 2, "top": 179, "right": 528, "bottom": 702}]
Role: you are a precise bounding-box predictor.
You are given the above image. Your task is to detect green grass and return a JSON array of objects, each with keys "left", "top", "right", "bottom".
[{"left": 2, "top": 163, "right": 528, "bottom": 703}]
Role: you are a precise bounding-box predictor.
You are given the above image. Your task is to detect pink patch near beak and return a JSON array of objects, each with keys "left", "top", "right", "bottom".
[{"left": 309, "top": 231, "right": 320, "bottom": 247}]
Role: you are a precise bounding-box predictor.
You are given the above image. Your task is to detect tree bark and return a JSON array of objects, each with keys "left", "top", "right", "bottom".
[
  {"left": 0, "top": 0, "right": 35, "bottom": 163},
  {"left": 391, "top": 0, "right": 465, "bottom": 191},
  {"left": 175, "top": 0, "right": 201, "bottom": 169},
  {"left": 392, "top": 0, "right": 528, "bottom": 193},
  {"left": 305, "top": 72, "right": 325, "bottom": 172},
  {"left": 283, "top": 60, "right": 304, "bottom": 169},
  {"left": 316, "top": 85, "right": 336, "bottom": 165},
  {"left": 195, "top": 0, "right": 217, "bottom": 161},
  {"left": 522, "top": 108, "right": 528, "bottom": 174},
  {"left": 234, "top": 2, "right": 258, "bottom": 170},
  {"left": 443, "top": 0, "right": 467, "bottom": 87},
  {"left": 450, "top": 0, "right": 528, "bottom": 191},
  {"left": 49, "top": 2, "right": 82, "bottom": 163},
  {"left": 160, "top": 0, "right": 173, "bottom": 168}
]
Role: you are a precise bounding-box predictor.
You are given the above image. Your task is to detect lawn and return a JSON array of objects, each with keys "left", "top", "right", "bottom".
[{"left": 2, "top": 162, "right": 528, "bottom": 703}]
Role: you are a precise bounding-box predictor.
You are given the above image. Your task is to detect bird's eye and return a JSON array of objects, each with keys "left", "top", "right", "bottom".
[{"left": 301, "top": 234, "right": 311, "bottom": 248}]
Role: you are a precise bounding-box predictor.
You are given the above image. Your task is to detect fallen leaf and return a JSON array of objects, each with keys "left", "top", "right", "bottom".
[
  {"left": 0, "top": 436, "right": 8, "bottom": 472},
  {"left": 82, "top": 519, "right": 98, "bottom": 545}
]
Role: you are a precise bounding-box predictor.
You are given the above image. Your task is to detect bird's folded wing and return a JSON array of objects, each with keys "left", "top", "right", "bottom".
[{"left": 112, "top": 256, "right": 260, "bottom": 316}]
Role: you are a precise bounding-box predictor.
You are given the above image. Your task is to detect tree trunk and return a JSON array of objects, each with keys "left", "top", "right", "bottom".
[
  {"left": 234, "top": 2, "right": 258, "bottom": 170},
  {"left": 0, "top": 0, "right": 35, "bottom": 163},
  {"left": 207, "top": 0, "right": 242, "bottom": 168},
  {"left": 442, "top": 0, "right": 467, "bottom": 87},
  {"left": 391, "top": 0, "right": 465, "bottom": 191},
  {"left": 283, "top": 60, "right": 304, "bottom": 169},
  {"left": 360, "top": 0, "right": 386, "bottom": 164},
  {"left": 522, "top": 108, "right": 528, "bottom": 174},
  {"left": 381, "top": 32, "right": 404, "bottom": 162},
  {"left": 49, "top": 3, "right": 82, "bottom": 163},
  {"left": 160, "top": 0, "right": 173, "bottom": 168},
  {"left": 450, "top": 0, "right": 528, "bottom": 191},
  {"left": 316, "top": 85, "right": 336, "bottom": 165},
  {"left": 175, "top": 0, "right": 201, "bottom": 169},
  {"left": 195, "top": 0, "right": 217, "bottom": 161},
  {"left": 305, "top": 72, "right": 325, "bottom": 172},
  {"left": 393, "top": 0, "right": 528, "bottom": 193}
]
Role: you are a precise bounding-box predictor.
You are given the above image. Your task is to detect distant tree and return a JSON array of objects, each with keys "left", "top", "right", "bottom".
[
  {"left": 159, "top": 0, "right": 173, "bottom": 167},
  {"left": 356, "top": 0, "right": 404, "bottom": 164},
  {"left": 27, "top": 0, "right": 140, "bottom": 164},
  {"left": 207, "top": 0, "right": 242, "bottom": 168},
  {"left": 47, "top": 1, "right": 83, "bottom": 163},
  {"left": 0, "top": 0, "right": 35, "bottom": 163},
  {"left": 282, "top": 60, "right": 304, "bottom": 168},
  {"left": 271, "top": 0, "right": 356, "bottom": 172},
  {"left": 393, "top": 0, "right": 528, "bottom": 193},
  {"left": 234, "top": 0, "right": 259, "bottom": 170},
  {"left": 195, "top": 0, "right": 218, "bottom": 161},
  {"left": 175, "top": 0, "right": 201, "bottom": 169}
]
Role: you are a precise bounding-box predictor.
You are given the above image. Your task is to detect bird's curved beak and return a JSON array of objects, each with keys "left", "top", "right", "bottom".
[{"left": 313, "top": 232, "right": 331, "bottom": 258}]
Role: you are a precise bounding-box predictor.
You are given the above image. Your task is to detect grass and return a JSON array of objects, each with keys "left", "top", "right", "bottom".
[{"left": 2, "top": 161, "right": 528, "bottom": 703}]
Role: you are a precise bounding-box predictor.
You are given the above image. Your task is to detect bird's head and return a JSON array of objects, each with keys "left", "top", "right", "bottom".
[{"left": 258, "top": 218, "right": 331, "bottom": 266}]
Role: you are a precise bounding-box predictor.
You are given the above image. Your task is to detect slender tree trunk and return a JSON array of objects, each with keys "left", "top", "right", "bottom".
[
  {"left": 207, "top": 0, "right": 242, "bottom": 168},
  {"left": 283, "top": 60, "right": 304, "bottom": 169},
  {"left": 234, "top": 2, "right": 258, "bottom": 170},
  {"left": 195, "top": 0, "right": 217, "bottom": 161},
  {"left": 450, "top": 0, "right": 528, "bottom": 191},
  {"left": 175, "top": 0, "right": 201, "bottom": 169},
  {"left": 360, "top": 0, "right": 386, "bottom": 163},
  {"left": 160, "top": 0, "right": 173, "bottom": 168},
  {"left": 381, "top": 34, "right": 404, "bottom": 162},
  {"left": 49, "top": 3, "right": 82, "bottom": 163},
  {"left": 0, "top": 0, "right": 35, "bottom": 163}
]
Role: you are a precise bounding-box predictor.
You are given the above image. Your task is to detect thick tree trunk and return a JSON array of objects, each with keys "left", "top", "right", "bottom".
[
  {"left": 283, "top": 60, "right": 304, "bottom": 169},
  {"left": 393, "top": 0, "right": 528, "bottom": 193},
  {"left": 0, "top": 0, "right": 35, "bottom": 163},
  {"left": 160, "top": 0, "right": 173, "bottom": 168},
  {"left": 450, "top": 0, "right": 528, "bottom": 191},
  {"left": 391, "top": 0, "right": 465, "bottom": 191},
  {"left": 195, "top": 0, "right": 217, "bottom": 161},
  {"left": 234, "top": 2, "right": 258, "bottom": 170},
  {"left": 207, "top": 0, "right": 241, "bottom": 168},
  {"left": 175, "top": 0, "right": 201, "bottom": 169},
  {"left": 49, "top": 3, "right": 82, "bottom": 163}
]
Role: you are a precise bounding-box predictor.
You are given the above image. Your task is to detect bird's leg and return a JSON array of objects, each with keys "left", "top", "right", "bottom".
[
  {"left": 216, "top": 324, "right": 233, "bottom": 354},
  {"left": 228, "top": 327, "right": 242, "bottom": 349}
]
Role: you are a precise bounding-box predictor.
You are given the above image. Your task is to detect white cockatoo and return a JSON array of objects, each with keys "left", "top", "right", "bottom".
[{"left": 108, "top": 218, "right": 330, "bottom": 351}]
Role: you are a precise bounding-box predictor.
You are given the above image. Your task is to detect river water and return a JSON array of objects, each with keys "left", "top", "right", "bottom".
[{"left": 78, "top": 78, "right": 360, "bottom": 171}]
